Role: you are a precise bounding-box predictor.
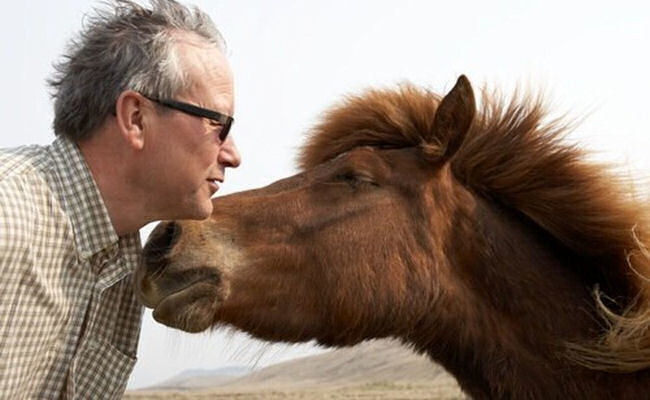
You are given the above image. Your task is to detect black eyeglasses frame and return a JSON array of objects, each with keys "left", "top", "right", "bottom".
[{"left": 143, "top": 95, "right": 233, "bottom": 141}]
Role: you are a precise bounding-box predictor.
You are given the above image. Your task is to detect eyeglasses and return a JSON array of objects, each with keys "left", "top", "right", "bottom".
[{"left": 143, "top": 95, "right": 234, "bottom": 142}]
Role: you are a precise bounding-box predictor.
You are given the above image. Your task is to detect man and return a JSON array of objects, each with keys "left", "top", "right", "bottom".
[{"left": 0, "top": 0, "right": 240, "bottom": 398}]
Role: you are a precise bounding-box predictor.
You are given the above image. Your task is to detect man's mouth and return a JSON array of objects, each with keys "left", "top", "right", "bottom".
[{"left": 207, "top": 178, "right": 220, "bottom": 194}]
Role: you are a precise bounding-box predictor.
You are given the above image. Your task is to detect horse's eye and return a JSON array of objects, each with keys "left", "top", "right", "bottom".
[
  {"left": 335, "top": 172, "right": 378, "bottom": 188},
  {"left": 336, "top": 172, "right": 356, "bottom": 182}
]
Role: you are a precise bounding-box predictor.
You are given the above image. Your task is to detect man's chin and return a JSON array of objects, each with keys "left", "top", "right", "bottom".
[
  {"left": 193, "top": 201, "right": 214, "bottom": 220},
  {"left": 173, "top": 200, "right": 213, "bottom": 221}
]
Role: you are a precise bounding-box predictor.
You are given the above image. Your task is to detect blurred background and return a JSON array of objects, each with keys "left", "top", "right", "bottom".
[{"left": 0, "top": 0, "right": 648, "bottom": 389}]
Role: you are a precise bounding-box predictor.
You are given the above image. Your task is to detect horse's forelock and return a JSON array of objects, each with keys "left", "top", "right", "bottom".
[{"left": 297, "top": 84, "right": 443, "bottom": 170}]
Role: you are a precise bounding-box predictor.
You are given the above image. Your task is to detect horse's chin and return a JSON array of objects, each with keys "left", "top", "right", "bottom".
[{"left": 151, "top": 279, "right": 228, "bottom": 333}]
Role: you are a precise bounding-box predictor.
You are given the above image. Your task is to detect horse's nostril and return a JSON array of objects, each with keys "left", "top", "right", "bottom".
[
  {"left": 163, "top": 221, "right": 182, "bottom": 247},
  {"left": 143, "top": 221, "right": 182, "bottom": 262}
]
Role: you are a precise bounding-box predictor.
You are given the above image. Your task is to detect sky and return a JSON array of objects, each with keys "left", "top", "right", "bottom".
[{"left": 1, "top": 0, "right": 649, "bottom": 390}]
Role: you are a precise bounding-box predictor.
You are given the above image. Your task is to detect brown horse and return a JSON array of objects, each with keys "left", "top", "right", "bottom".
[{"left": 135, "top": 76, "right": 650, "bottom": 399}]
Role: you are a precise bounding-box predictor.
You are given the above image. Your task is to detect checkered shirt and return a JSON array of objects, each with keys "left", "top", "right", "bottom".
[{"left": 0, "top": 137, "right": 143, "bottom": 399}]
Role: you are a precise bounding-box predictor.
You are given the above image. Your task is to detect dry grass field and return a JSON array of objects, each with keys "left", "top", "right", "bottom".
[
  {"left": 124, "top": 379, "right": 465, "bottom": 399},
  {"left": 124, "top": 340, "right": 466, "bottom": 399}
]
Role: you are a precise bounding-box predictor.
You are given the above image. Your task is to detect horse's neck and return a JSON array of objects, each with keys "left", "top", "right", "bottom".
[{"left": 418, "top": 191, "right": 649, "bottom": 398}]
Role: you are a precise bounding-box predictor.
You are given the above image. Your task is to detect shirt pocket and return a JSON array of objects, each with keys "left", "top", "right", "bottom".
[{"left": 66, "top": 336, "right": 136, "bottom": 400}]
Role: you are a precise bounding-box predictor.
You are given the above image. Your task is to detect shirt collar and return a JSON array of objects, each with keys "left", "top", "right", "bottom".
[{"left": 49, "top": 136, "right": 120, "bottom": 260}]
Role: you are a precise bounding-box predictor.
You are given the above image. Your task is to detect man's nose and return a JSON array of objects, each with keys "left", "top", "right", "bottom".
[{"left": 218, "top": 136, "right": 241, "bottom": 168}]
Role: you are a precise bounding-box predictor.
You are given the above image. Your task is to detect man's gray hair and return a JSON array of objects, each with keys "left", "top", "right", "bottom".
[{"left": 48, "top": 0, "right": 226, "bottom": 141}]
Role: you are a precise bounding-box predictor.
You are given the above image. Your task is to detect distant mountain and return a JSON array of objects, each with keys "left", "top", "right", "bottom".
[
  {"left": 143, "top": 339, "right": 458, "bottom": 391},
  {"left": 221, "top": 339, "right": 454, "bottom": 390},
  {"left": 149, "top": 365, "right": 254, "bottom": 390}
]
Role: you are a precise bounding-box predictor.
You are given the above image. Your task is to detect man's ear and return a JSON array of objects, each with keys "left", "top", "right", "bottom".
[
  {"left": 115, "top": 90, "right": 148, "bottom": 150},
  {"left": 427, "top": 75, "right": 476, "bottom": 162}
]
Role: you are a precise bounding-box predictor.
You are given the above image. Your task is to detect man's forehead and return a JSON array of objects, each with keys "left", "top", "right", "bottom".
[
  {"left": 172, "top": 33, "right": 234, "bottom": 114},
  {"left": 176, "top": 38, "right": 229, "bottom": 73}
]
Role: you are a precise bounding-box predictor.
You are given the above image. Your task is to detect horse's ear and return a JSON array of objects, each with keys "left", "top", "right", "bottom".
[{"left": 427, "top": 75, "right": 475, "bottom": 161}]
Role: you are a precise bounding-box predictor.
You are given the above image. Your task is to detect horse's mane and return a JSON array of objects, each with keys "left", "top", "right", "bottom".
[{"left": 298, "top": 83, "right": 650, "bottom": 372}]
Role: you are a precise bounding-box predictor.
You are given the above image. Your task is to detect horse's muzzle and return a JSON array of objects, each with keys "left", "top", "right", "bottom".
[
  {"left": 135, "top": 221, "right": 182, "bottom": 308},
  {"left": 134, "top": 219, "right": 234, "bottom": 332}
]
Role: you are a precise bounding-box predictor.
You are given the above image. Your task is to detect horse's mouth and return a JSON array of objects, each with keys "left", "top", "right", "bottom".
[
  {"left": 135, "top": 265, "right": 228, "bottom": 332},
  {"left": 151, "top": 278, "right": 226, "bottom": 333}
]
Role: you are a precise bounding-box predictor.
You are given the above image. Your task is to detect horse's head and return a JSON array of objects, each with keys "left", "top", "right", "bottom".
[
  {"left": 134, "top": 75, "right": 650, "bottom": 398},
  {"left": 135, "top": 76, "right": 477, "bottom": 338}
]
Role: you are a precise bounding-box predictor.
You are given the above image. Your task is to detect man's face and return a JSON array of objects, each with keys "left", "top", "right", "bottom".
[{"left": 142, "top": 37, "right": 240, "bottom": 221}]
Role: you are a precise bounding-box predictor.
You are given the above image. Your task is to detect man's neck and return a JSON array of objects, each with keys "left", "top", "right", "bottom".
[{"left": 77, "top": 129, "right": 151, "bottom": 236}]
